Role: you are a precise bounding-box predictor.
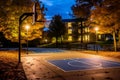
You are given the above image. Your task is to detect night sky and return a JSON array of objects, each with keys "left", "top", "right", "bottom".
[{"left": 40, "top": 0, "right": 75, "bottom": 20}]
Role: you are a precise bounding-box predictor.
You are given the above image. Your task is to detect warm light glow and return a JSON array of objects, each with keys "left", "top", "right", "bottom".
[
  {"left": 78, "top": 36, "right": 81, "bottom": 41},
  {"left": 85, "top": 28, "right": 89, "bottom": 33},
  {"left": 52, "top": 37, "right": 56, "bottom": 43},
  {"left": 84, "top": 35, "right": 89, "bottom": 42},
  {"left": 95, "top": 27, "right": 99, "bottom": 31},
  {"left": 68, "top": 22, "right": 72, "bottom": 27},
  {"left": 78, "top": 29, "right": 81, "bottom": 33},
  {"left": 98, "top": 35, "right": 101, "bottom": 40},
  {"left": 68, "top": 36, "right": 72, "bottom": 41},
  {"left": 68, "top": 29, "right": 72, "bottom": 34},
  {"left": 25, "top": 25, "right": 30, "bottom": 30},
  {"left": 45, "top": 39, "right": 48, "bottom": 42}
]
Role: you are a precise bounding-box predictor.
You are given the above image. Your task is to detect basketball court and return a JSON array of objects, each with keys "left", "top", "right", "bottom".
[
  {"left": 22, "top": 49, "right": 120, "bottom": 80},
  {"left": 48, "top": 58, "right": 120, "bottom": 72}
]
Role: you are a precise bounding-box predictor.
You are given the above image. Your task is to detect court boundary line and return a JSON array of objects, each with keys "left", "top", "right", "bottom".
[
  {"left": 46, "top": 59, "right": 66, "bottom": 72},
  {"left": 67, "top": 61, "right": 102, "bottom": 68},
  {"left": 46, "top": 58, "right": 120, "bottom": 72}
]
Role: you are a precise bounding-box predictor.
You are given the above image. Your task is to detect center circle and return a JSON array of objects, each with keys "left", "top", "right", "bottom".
[{"left": 68, "top": 61, "right": 102, "bottom": 67}]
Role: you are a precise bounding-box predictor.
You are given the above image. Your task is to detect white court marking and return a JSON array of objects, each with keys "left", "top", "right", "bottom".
[
  {"left": 68, "top": 59, "right": 102, "bottom": 68},
  {"left": 47, "top": 58, "right": 120, "bottom": 72}
]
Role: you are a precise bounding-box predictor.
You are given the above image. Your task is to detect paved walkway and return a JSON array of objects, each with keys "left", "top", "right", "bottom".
[{"left": 22, "top": 50, "right": 120, "bottom": 80}]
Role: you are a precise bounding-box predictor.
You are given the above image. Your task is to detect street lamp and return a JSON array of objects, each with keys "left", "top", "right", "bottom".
[
  {"left": 95, "top": 27, "right": 99, "bottom": 52},
  {"left": 25, "top": 25, "right": 30, "bottom": 54}
]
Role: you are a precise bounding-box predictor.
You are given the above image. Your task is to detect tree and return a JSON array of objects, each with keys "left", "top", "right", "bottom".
[
  {"left": 72, "top": 22, "right": 79, "bottom": 41},
  {"left": 48, "top": 15, "right": 66, "bottom": 46},
  {"left": 90, "top": 0, "right": 120, "bottom": 51},
  {"left": 0, "top": 0, "right": 45, "bottom": 43},
  {"left": 71, "top": 0, "right": 102, "bottom": 18},
  {"left": 0, "top": 1, "right": 9, "bottom": 31},
  {"left": 72, "top": 0, "right": 120, "bottom": 51}
]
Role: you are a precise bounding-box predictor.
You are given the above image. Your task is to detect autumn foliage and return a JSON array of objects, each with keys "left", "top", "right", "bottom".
[
  {"left": 72, "top": 0, "right": 120, "bottom": 51},
  {"left": 0, "top": 0, "right": 45, "bottom": 43}
]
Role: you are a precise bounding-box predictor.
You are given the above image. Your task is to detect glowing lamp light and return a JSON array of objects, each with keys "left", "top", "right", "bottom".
[
  {"left": 95, "top": 27, "right": 99, "bottom": 31},
  {"left": 25, "top": 25, "right": 30, "bottom": 30}
]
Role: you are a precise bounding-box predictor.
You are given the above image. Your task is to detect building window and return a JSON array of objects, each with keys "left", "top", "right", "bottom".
[
  {"left": 87, "top": 35, "right": 90, "bottom": 41},
  {"left": 68, "top": 29, "right": 72, "bottom": 34},
  {"left": 88, "top": 28, "right": 90, "bottom": 32},
  {"left": 78, "top": 36, "right": 81, "bottom": 41},
  {"left": 85, "top": 35, "right": 89, "bottom": 42},
  {"left": 68, "top": 22, "right": 72, "bottom": 27},
  {"left": 85, "top": 28, "right": 89, "bottom": 33},
  {"left": 78, "top": 29, "right": 81, "bottom": 33},
  {"left": 52, "top": 37, "right": 56, "bottom": 43},
  {"left": 98, "top": 34, "right": 101, "bottom": 40},
  {"left": 83, "top": 35, "right": 90, "bottom": 42},
  {"left": 68, "top": 36, "right": 72, "bottom": 41}
]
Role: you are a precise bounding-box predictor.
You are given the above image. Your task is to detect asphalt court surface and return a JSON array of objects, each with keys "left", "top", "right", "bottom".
[{"left": 48, "top": 58, "right": 120, "bottom": 72}]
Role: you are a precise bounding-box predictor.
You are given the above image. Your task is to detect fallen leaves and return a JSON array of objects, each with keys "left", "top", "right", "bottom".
[{"left": 0, "top": 50, "right": 27, "bottom": 80}]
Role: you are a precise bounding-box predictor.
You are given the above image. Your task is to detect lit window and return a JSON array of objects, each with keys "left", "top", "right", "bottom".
[
  {"left": 68, "top": 29, "right": 72, "bottom": 34},
  {"left": 52, "top": 37, "right": 56, "bottom": 43},
  {"left": 78, "top": 36, "right": 81, "bottom": 41},
  {"left": 78, "top": 29, "right": 81, "bottom": 33},
  {"left": 86, "top": 35, "right": 90, "bottom": 41},
  {"left": 98, "top": 34, "right": 101, "bottom": 40},
  {"left": 83, "top": 35, "right": 90, "bottom": 42},
  {"left": 85, "top": 28, "right": 88, "bottom": 33},
  {"left": 87, "top": 35, "right": 90, "bottom": 41},
  {"left": 68, "top": 22, "right": 72, "bottom": 27},
  {"left": 68, "top": 36, "right": 72, "bottom": 41},
  {"left": 83, "top": 36, "right": 85, "bottom": 41},
  {"left": 88, "top": 28, "right": 90, "bottom": 32}
]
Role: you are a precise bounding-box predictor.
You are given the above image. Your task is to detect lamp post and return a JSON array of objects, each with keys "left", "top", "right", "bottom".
[
  {"left": 25, "top": 25, "right": 30, "bottom": 54},
  {"left": 95, "top": 27, "right": 99, "bottom": 52}
]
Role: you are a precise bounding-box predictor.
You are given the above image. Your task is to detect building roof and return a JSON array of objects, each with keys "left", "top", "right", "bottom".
[{"left": 62, "top": 18, "right": 86, "bottom": 22}]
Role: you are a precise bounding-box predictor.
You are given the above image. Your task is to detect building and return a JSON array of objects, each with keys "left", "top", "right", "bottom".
[
  {"left": 62, "top": 18, "right": 91, "bottom": 43},
  {"left": 62, "top": 18, "right": 112, "bottom": 43}
]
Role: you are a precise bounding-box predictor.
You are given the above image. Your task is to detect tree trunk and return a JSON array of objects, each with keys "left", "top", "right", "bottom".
[
  {"left": 118, "top": 30, "right": 120, "bottom": 48},
  {"left": 113, "top": 32, "right": 117, "bottom": 52},
  {"left": 56, "top": 36, "right": 58, "bottom": 48},
  {"left": 60, "top": 35, "right": 63, "bottom": 44}
]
